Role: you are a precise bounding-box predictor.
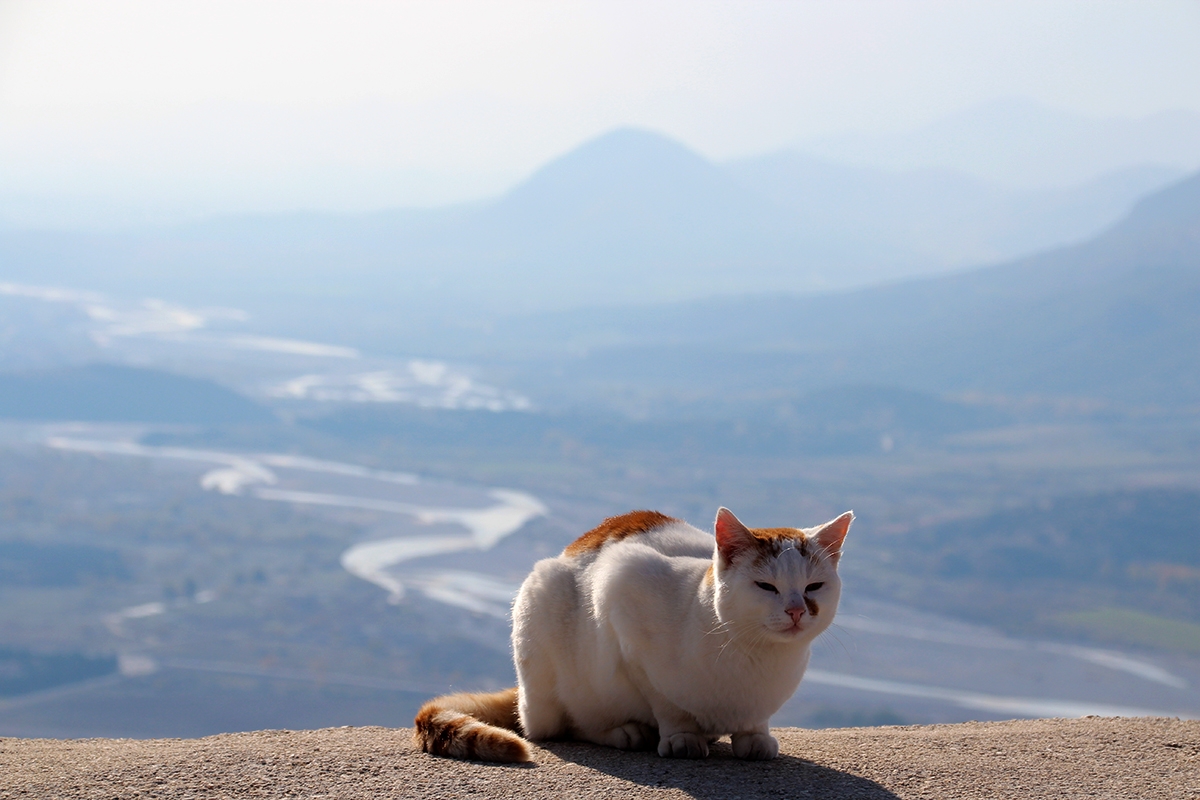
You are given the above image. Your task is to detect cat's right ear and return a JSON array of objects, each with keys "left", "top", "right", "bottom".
[{"left": 715, "top": 507, "right": 756, "bottom": 565}]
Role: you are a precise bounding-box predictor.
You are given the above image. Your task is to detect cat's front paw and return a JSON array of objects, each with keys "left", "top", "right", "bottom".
[
  {"left": 658, "top": 732, "right": 709, "bottom": 759},
  {"left": 731, "top": 731, "right": 779, "bottom": 760},
  {"left": 603, "top": 722, "right": 658, "bottom": 751}
]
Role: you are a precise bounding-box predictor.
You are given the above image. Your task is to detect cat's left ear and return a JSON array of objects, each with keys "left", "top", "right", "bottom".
[
  {"left": 715, "top": 507, "right": 757, "bottom": 565},
  {"left": 812, "top": 511, "right": 854, "bottom": 564}
]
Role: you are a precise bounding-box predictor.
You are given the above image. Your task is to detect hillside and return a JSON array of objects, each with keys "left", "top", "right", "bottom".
[
  {"left": 1, "top": 718, "right": 1193, "bottom": 799},
  {"left": 0, "top": 129, "right": 1180, "bottom": 330},
  {"left": 498, "top": 170, "right": 1200, "bottom": 410},
  {"left": 887, "top": 487, "right": 1200, "bottom": 646},
  {"left": 726, "top": 151, "right": 1178, "bottom": 271},
  {"left": 0, "top": 364, "right": 274, "bottom": 424}
]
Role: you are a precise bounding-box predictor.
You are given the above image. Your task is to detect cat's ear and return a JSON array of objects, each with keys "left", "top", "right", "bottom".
[
  {"left": 715, "top": 507, "right": 756, "bottom": 565},
  {"left": 812, "top": 511, "right": 854, "bottom": 564}
]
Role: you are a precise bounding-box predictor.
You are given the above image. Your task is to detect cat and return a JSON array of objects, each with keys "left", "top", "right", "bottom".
[{"left": 414, "top": 506, "right": 853, "bottom": 762}]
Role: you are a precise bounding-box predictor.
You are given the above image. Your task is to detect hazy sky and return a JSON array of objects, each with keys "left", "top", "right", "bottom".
[{"left": 1, "top": 0, "right": 1198, "bottom": 221}]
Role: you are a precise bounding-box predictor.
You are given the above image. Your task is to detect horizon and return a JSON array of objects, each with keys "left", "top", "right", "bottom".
[
  {"left": 2, "top": 0, "right": 1199, "bottom": 228},
  {"left": 0, "top": 1, "right": 1199, "bottom": 742},
  {"left": 2, "top": 109, "right": 1199, "bottom": 233}
]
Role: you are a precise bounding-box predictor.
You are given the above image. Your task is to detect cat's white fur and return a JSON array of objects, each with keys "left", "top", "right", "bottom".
[{"left": 511, "top": 508, "right": 852, "bottom": 760}]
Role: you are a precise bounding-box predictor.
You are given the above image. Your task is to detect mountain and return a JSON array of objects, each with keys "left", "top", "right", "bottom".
[
  {"left": 364, "top": 129, "right": 818, "bottom": 310},
  {"left": 726, "top": 152, "right": 1181, "bottom": 271},
  {"left": 0, "top": 128, "right": 1183, "bottom": 346},
  {"left": 0, "top": 364, "right": 275, "bottom": 424},
  {"left": 496, "top": 171, "right": 1200, "bottom": 410}
]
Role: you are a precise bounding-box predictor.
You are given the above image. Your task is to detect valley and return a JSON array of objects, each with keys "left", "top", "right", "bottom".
[{"left": 0, "top": 127, "right": 1197, "bottom": 740}]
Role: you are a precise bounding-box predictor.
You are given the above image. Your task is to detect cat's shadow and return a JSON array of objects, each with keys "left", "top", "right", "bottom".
[{"left": 541, "top": 738, "right": 901, "bottom": 800}]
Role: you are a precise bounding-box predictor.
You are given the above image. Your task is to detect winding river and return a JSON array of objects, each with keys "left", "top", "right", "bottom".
[{"left": 47, "top": 436, "right": 546, "bottom": 610}]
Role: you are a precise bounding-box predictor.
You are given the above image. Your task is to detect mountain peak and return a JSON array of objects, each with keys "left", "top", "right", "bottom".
[
  {"left": 549, "top": 127, "right": 707, "bottom": 164},
  {"left": 480, "top": 127, "right": 765, "bottom": 244},
  {"left": 504, "top": 127, "right": 726, "bottom": 202}
]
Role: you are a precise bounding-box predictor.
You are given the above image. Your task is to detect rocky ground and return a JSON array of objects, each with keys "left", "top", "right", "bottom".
[{"left": 1, "top": 717, "right": 1196, "bottom": 799}]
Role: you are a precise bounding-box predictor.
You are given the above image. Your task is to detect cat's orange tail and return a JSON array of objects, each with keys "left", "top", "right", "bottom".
[{"left": 413, "top": 686, "right": 531, "bottom": 763}]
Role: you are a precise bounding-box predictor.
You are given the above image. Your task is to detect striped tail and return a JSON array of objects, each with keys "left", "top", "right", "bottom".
[{"left": 413, "top": 686, "right": 531, "bottom": 763}]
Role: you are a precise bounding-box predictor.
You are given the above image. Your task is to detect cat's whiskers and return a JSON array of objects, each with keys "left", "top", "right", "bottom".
[
  {"left": 716, "top": 619, "right": 758, "bottom": 662},
  {"left": 748, "top": 627, "right": 772, "bottom": 653},
  {"left": 816, "top": 622, "right": 855, "bottom": 662},
  {"left": 715, "top": 626, "right": 741, "bottom": 660},
  {"left": 705, "top": 618, "right": 736, "bottom": 638}
]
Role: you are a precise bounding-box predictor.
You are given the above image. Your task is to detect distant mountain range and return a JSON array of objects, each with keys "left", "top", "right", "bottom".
[
  {"left": 727, "top": 153, "right": 1177, "bottom": 272},
  {"left": 0, "top": 129, "right": 1182, "bottom": 333},
  {"left": 0, "top": 125, "right": 1195, "bottom": 412},
  {"left": 497, "top": 170, "right": 1200, "bottom": 410}
]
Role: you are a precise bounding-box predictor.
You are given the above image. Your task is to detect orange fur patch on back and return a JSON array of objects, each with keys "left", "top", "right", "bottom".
[
  {"left": 703, "top": 564, "right": 715, "bottom": 585},
  {"left": 563, "top": 510, "right": 677, "bottom": 556}
]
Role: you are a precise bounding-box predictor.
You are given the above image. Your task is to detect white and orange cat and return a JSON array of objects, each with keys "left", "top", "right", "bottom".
[{"left": 414, "top": 506, "right": 853, "bottom": 762}]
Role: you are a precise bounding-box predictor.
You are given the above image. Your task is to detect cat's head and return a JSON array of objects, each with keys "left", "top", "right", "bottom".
[{"left": 711, "top": 507, "right": 853, "bottom": 644}]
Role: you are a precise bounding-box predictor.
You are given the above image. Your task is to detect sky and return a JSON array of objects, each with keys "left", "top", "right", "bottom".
[{"left": 1, "top": 0, "right": 1198, "bottom": 224}]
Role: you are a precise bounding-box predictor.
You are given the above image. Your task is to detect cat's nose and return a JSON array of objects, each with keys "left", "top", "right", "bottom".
[{"left": 785, "top": 606, "right": 806, "bottom": 623}]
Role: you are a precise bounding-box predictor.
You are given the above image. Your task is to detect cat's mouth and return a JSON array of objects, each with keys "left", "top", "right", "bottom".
[{"left": 778, "top": 620, "right": 807, "bottom": 636}]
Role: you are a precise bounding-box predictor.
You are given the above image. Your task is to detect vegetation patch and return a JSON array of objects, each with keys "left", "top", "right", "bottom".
[
  {"left": 0, "top": 541, "right": 129, "bottom": 587},
  {"left": 0, "top": 647, "right": 118, "bottom": 697},
  {"left": 1048, "top": 608, "right": 1200, "bottom": 654}
]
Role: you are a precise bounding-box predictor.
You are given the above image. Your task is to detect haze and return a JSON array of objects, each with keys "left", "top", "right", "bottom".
[
  {"left": 0, "top": 1, "right": 1198, "bottom": 739},
  {"left": 1, "top": 0, "right": 1199, "bottom": 225}
]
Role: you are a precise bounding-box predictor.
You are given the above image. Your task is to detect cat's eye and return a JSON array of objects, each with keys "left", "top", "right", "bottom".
[
  {"left": 805, "top": 582, "right": 824, "bottom": 593},
  {"left": 754, "top": 581, "right": 779, "bottom": 594}
]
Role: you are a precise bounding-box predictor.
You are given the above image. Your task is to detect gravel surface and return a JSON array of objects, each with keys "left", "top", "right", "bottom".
[{"left": 2, "top": 717, "right": 1197, "bottom": 799}]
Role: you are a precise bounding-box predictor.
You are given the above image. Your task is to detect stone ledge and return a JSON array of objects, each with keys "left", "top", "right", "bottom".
[{"left": 1, "top": 717, "right": 1196, "bottom": 799}]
